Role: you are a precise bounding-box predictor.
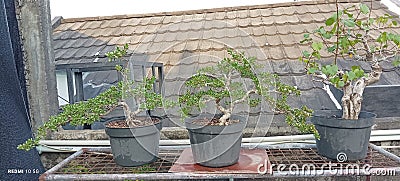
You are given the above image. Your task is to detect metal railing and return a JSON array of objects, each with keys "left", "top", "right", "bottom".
[{"left": 55, "top": 61, "right": 164, "bottom": 104}]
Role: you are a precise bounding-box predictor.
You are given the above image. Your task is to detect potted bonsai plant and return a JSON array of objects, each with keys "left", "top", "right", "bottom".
[
  {"left": 179, "top": 49, "right": 317, "bottom": 167},
  {"left": 299, "top": 2, "right": 400, "bottom": 161},
  {"left": 18, "top": 44, "right": 171, "bottom": 167}
]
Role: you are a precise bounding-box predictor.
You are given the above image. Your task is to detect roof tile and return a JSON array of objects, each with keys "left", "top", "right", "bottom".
[
  {"left": 276, "top": 25, "right": 291, "bottom": 35},
  {"left": 287, "top": 59, "right": 305, "bottom": 74},
  {"left": 284, "top": 46, "right": 302, "bottom": 59},
  {"left": 236, "top": 10, "right": 248, "bottom": 19},
  {"left": 286, "top": 14, "right": 300, "bottom": 24},
  {"left": 282, "top": 6, "right": 297, "bottom": 15},
  {"left": 215, "top": 11, "right": 226, "bottom": 20},
  {"left": 263, "top": 25, "right": 278, "bottom": 35},
  {"left": 53, "top": 1, "right": 400, "bottom": 116},
  {"left": 274, "top": 14, "right": 288, "bottom": 24},
  {"left": 252, "top": 36, "right": 267, "bottom": 47},
  {"left": 68, "top": 21, "right": 85, "bottom": 30},
  {"left": 138, "top": 17, "right": 152, "bottom": 25},
  {"left": 271, "top": 60, "right": 291, "bottom": 74},
  {"left": 202, "top": 29, "right": 214, "bottom": 39},
  {"left": 267, "top": 46, "right": 285, "bottom": 60},
  {"left": 316, "top": 3, "right": 335, "bottom": 13},
  {"left": 199, "top": 39, "right": 213, "bottom": 50},
  {"left": 249, "top": 9, "right": 261, "bottom": 18},
  {"left": 184, "top": 40, "right": 200, "bottom": 51},
  {"left": 56, "top": 22, "right": 75, "bottom": 31},
  {"left": 297, "top": 13, "right": 314, "bottom": 24},
  {"left": 305, "top": 4, "right": 321, "bottom": 14},
  {"left": 250, "top": 17, "right": 263, "bottom": 26},
  {"left": 259, "top": 8, "right": 273, "bottom": 17},
  {"left": 265, "top": 35, "right": 281, "bottom": 46},
  {"left": 252, "top": 26, "right": 265, "bottom": 36}
]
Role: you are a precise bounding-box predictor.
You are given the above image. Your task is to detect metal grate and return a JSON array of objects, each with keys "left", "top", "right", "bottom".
[
  {"left": 54, "top": 149, "right": 182, "bottom": 174},
  {"left": 266, "top": 147, "right": 400, "bottom": 171},
  {"left": 41, "top": 144, "right": 400, "bottom": 180}
]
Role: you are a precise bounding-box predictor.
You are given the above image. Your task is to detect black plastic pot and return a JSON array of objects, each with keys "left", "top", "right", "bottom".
[
  {"left": 185, "top": 114, "right": 246, "bottom": 167},
  {"left": 311, "top": 110, "right": 376, "bottom": 161},
  {"left": 105, "top": 117, "right": 162, "bottom": 167}
]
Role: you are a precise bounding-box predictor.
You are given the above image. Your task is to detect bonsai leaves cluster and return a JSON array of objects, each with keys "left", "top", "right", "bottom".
[
  {"left": 106, "top": 44, "right": 172, "bottom": 126},
  {"left": 300, "top": 3, "right": 400, "bottom": 119},
  {"left": 179, "top": 49, "right": 318, "bottom": 137},
  {"left": 18, "top": 44, "right": 167, "bottom": 151},
  {"left": 18, "top": 85, "right": 122, "bottom": 151}
]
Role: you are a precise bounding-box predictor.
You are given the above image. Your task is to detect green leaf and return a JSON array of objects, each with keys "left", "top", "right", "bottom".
[
  {"left": 354, "top": 69, "right": 365, "bottom": 77},
  {"left": 302, "top": 50, "right": 311, "bottom": 57},
  {"left": 325, "top": 17, "right": 335, "bottom": 26},
  {"left": 392, "top": 20, "right": 398, "bottom": 26},
  {"left": 311, "top": 42, "right": 323, "bottom": 51},
  {"left": 308, "top": 67, "right": 318, "bottom": 74},
  {"left": 351, "top": 66, "right": 359, "bottom": 71},
  {"left": 303, "top": 33, "right": 310, "bottom": 39},
  {"left": 338, "top": 81, "right": 345, "bottom": 87},
  {"left": 344, "top": 19, "right": 356, "bottom": 27},
  {"left": 377, "top": 32, "right": 388, "bottom": 43},
  {"left": 348, "top": 71, "right": 356, "bottom": 80},
  {"left": 328, "top": 65, "right": 338, "bottom": 76},
  {"left": 322, "top": 64, "right": 338, "bottom": 76},
  {"left": 360, "top": 4, "right": 370, "bottom": 14},
  {"left": 327, "top": 45, "right": 336, "bottom": 53},
  {"left": 393, "top": 59, "right": 400, "bottom": 67},
  {"left": 329, "top": 77, "right": 340, "bottom": 84}
]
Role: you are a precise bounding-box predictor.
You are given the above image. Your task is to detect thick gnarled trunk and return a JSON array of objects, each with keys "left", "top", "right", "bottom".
[{"left": 341, "top": 63, "right": 382, "bottom": 119}]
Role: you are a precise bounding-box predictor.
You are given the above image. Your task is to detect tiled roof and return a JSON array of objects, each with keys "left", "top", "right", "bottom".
[{"left": 53, "top": 0, "right": 400, "bottom": 125}]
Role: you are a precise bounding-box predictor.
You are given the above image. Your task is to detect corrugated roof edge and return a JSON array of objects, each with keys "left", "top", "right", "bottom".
[
  {"left": 59, "top": 0, "right": 380, "bottom": 23},
  {"left": 51, "top": 16, "right": 63, "bottom": 29}
]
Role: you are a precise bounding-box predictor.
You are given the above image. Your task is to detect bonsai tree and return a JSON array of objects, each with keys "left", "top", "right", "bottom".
[
  {"left": 105, "top": 44, "right": 172, "bottom": 127},
  {"left": 179, "top": 49, "right": 318, "bottom": 136},
  {"left": 299, "top": 2, "right": 400, "bottom": 119},
  {"left": 18, "top": 44, "right": 169, "bottom": 151}
]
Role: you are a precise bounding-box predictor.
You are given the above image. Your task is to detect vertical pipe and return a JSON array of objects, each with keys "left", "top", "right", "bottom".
[
  {"left": 151, "top": 66, "right": 157, "bottom": 93},
  {"left": 158, "top": 65, "right": 164, "bottom": 95},
  {"left": 66, "top": 68, "right": 74, "bottom": 104},
  {"left": 74, "top": 71, "right": 84, "bottom": 102}
]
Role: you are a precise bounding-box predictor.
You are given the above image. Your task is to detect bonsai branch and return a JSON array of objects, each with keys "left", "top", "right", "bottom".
[{"left": 118, "top": 100, "right": 142, "bottom": 127}]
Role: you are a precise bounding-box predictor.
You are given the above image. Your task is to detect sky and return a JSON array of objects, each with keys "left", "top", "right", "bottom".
[
  {"left": 50, "top": 0, "right": 304, "bottom": 18},
  {"left": 50, "top": 0, "right": 400, "bottom": 19}
]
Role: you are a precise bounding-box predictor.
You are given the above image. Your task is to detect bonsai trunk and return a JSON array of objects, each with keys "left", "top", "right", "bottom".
[
  {"left": 341, "top": 62, "right": 382, "bottom": 119},
  {"left": 119, "top": 101, "right": 141, "bottom": 126},
  {"left": 216, "top": 104, "right": 231, "bottom": 125}
]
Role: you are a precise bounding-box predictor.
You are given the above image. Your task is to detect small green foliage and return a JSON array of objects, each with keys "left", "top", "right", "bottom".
[
  {"left": 299, "top": 3, "right": 399, "bottom": 90},
  {"left": 62, "top": 164, "right": 89, "bottom": 173},
  {"left": 106, "top": 44, "right": 128, "bottom": 61},
  {"left": 18, "top": 85, "right": 122, "bottom": 151},
  {"left": 106, "top": 44, "right": 172, "bottom": 123},
  {"left": 360, "top": 4, "right": 370, "bottom": 14},
  {"left": 19, "top": 44, "right": 171, "bottom": 151},
  {"left": 179, "top": 49, "right": 317, "bottom": 135},
  {"left": 393, "top": 57, "right": 400, "bottom": 67},
  {"left": 130, "top": 164, "right": 156, "bottom": 173}
]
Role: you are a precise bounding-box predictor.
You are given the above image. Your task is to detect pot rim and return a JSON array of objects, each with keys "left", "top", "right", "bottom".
[
  {"left": 105, "top": 115, "right": 162, "bottom": 129},
  {"left": 311, "top": 110, "right": 375, "bottom": 129}
]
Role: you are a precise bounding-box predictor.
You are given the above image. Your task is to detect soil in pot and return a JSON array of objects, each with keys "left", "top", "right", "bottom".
[
  {"left": 185, "top": 114, "right": 246, "bottom": 167},
  {"left": 105, "top": 117, "right": 162, "bottom": 167},
  {"left": 311, "top": 110, "right": 376, "bottom": 161}
]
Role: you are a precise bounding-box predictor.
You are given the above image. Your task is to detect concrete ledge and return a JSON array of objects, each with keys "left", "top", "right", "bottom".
[
  {"left": 51, "top": 117, "right": 400, "bottom": 140},
  {"left": 51, "top": 126, "right": 304, "bottom": 140}
]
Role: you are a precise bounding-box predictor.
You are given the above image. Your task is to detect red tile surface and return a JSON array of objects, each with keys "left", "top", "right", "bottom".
[{"left": 169, "top": 148, "right": 271, "bottom": 174}]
